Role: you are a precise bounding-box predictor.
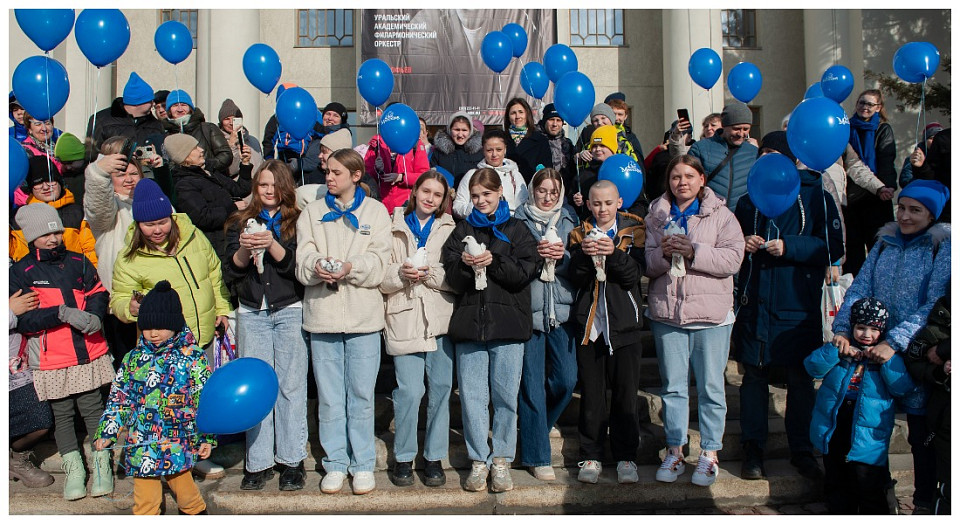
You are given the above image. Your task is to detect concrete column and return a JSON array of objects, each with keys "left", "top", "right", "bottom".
[
  {"left": 196, "top": 9, "right": 262, "bottom": 138},
  {"left": 661, "top": 9, "right": 724, "bottom": 132},
  {"left": 803, "top": 9, "right": 864, "bottom": 114}
]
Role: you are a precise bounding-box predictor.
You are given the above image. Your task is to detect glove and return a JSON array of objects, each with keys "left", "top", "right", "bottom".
[
  {"left": 58, "top": 305, "right": 103, "bottom": 335},
  {"left": 374, "top": 155, "right": 385, "bottom": 174}
]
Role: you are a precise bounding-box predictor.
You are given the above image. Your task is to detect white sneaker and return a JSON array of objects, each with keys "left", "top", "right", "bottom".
[
  {"left": 351, "top": 471, "right": 376, "bottom": 495},
  {"left": 691, "top": 452, "right": 719, "bottom": 487},
  {"left": 464, "top": 461, "right": 489, "bottom": 492},
  {"left": 617, "top": 461, "right": 639, "bottom": 484},
  {"left": 531, "top": 465, "right": 556, "bottom": 481},
  {"left": 577, "top": 460, "right": 602, "bottom": 484},
  {"left": 549, "top": 426, "right": 562, "bottom": 438},
  {"left": 655, "top": 449, "right": 686, "bottom": 483},
  {"left": 320, "top": 471, "right": 347, "bottom": 494},
  {"left": 192, "top": 459, "right": 225, "bottom": 479},
  {"left": 490, "top": 458, "right": 513, "bottom": 492}
]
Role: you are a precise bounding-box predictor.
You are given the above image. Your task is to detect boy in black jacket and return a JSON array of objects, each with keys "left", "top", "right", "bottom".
[{"left": 568, "top": 180, "right": 646, "bottom": 485}]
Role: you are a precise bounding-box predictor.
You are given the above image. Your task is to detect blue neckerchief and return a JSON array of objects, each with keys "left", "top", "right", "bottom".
[
  {"left": 321, "top": 187, "right": 365, "bottom": 229},
  {"left": 404, "top": 212, "right": 435, "bottom": 249},
  {"left": 592, "top": 215, "right": 619, "bottom": 239},
  {"left": 850, "top": 113, "right": 880, "bottom": 173},
  {"left": 669, "top": 198, "right": 700, "bottom": 233},
  {"left": 466, "top": 200, "right": 511, "bottom": 243},
  {"left": 258, "top": 208, "right": 283, "bottom": 240},
  {"left": 897, "top": 224, "right": 932, "bottom": 245}
]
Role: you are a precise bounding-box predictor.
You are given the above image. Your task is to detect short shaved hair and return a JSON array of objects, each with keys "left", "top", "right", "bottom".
[{"left": 589, "top": 180, "right": 620, "bottom": 198}]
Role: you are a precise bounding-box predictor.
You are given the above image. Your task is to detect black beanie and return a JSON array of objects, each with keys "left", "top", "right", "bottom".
[
  {"left": 322, "top": 102, "right": 348, "bottom": 123},
  {"left": 25, "top": 156, "right": 64, "bottom": 188},
  {"left": 850, "top": 297, "right": 889, "bottom": 332},
  {"left": 137, "top": 280, "right": 186, "bottom": 332},
  {"left": 759, "top": 131, "right": 796, "bottom": 164}
]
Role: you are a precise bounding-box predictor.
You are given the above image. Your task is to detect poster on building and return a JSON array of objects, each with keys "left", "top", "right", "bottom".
[{"left": 360, "top": 9, "right": 556, "bottom": 126}]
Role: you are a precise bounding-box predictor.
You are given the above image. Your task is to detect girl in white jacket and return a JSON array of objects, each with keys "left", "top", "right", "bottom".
[
  {"left": 453, "top": 129, "right": 528, "bottom": 218},
  {"left": 295, "top": 149, "right": 391, "bottom": 496},
  {"left": 379, "top": 171, "right": 457, "bottom": 488}
]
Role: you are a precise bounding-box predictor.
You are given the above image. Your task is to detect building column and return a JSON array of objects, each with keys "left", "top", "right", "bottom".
[
  {"left": 803, "top": 9, "right": 864, "bottom": 113},
  {"left": 662, "top": 9, "right": 724, "bottom": 133},
  {"left": 197, "top": 9, "right": 262, "bottom": 138}
]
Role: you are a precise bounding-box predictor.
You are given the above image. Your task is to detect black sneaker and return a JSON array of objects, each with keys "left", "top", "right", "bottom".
[
  {"left": 423, "top": 460, "right": 446, "bottom": 487},
  {"left": 278, "top": 462, "right": 306, "bottom": 491},
  {"left": 392, "top": 461, "right": 414, "bottom": 487},
  {"left": 741, "top": 441, "right": 765, "bottom": 480},
  {"left": 790, "top": 453, "right": 824, "bottom": 480},
  {"left": 240, "top": 468, "right": 275, "bottom": 490}
]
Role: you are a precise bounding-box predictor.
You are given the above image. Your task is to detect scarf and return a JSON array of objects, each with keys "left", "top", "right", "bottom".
[
  {"left": 258, "top": 208, "right": 283, "bottom": 240},
  {"left": 321, "top": 186, "right": 365, "bottom": 229},
  {"left": 466, "top": 200, "right": 512, "bottom": 243},
  {"left": 669, "top": 198, "right": 701, "bottom": 233},
  {"left": 509, "top": 125, "right": 527, "bottom": 145},
  {"left": 137, "top": 325, "right": 197, "bottom": 355},
  {"left": 404, "top": 212, "right": 435, "bottom": 249},
  {"left": 849, "top": 113, "right": 880, "bottom": 173}
]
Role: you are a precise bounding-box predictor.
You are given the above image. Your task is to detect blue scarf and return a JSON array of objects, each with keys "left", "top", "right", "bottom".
[
  {"left": 321, "top": 187, "right": 365, "bottom": 229},
  {"left": 669, "top": 198, "right": 700, "bottom": 233},
  {"left": 466, "top": 200, "right": 511, "bottom": 243},
  {"left": 850, "top": 113, "right": 880, "bottom": 173},
  {"left": 258, "top": 208, "right": 283, "bottom": 240},
  {"left": 404, "top": 212, "right": 435, "bottom": 249}
]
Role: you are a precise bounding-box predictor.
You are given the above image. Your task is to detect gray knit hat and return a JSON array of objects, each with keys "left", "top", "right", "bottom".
[
  {"left": 319, "top": 128, "right": 353, "bottom": 152},
  {"left": 447, "top": 111, "right": 474, "bottom": 135},
  {"left": 590, "top": 103, "right": 616, "bottom": 124},
  {"left": 15, "top": 203, "right": 64, "bottom": 244},
  {"left": 721, "top": 101, "right": 753, "bottom": 127},
  {"left": 163, "top": 134, "right": 199, "bottom": 165}
]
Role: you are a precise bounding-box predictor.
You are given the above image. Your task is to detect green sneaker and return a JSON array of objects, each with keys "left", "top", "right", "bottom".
[{"left": 60, "top": 450, "right": 87, "bottom": 501}]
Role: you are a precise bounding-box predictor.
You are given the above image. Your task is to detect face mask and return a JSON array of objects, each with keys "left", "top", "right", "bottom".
[{"left": 169, "top": 114, "right": 191, "bottom": 127}]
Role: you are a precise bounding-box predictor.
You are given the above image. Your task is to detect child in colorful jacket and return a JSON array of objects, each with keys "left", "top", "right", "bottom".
[{"left": 94, "top": 281, "right": 216, "bottom": 515}]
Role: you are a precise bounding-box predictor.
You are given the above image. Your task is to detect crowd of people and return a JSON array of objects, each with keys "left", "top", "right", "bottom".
[{"left": 8, "top": 72, "right": 951, "bottom": 515}]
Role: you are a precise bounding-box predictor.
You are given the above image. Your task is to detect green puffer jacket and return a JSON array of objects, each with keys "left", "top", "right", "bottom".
[{"left": 110, "top": 213, "right": 232, "bottom": 347}]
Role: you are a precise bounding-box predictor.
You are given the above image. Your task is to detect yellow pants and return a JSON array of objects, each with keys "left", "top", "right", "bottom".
[{"left": 133, "top": 471, "right": 206, "bottom": 515}]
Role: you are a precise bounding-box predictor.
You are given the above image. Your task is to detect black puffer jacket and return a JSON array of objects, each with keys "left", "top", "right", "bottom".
[
  {"left": 172, "top": 163, "right": 252, "bottom": 258},
  {"left": 513, "top": 130, "right": 554, "bottom": 184},
  {"left": 86, "top": 97, "right": 165, "bottom": 152},
  {"left": 441, "top": 217, "right": 541, "bottom": 343},
  {"left": 163, "top": 108, "right": 233, "bottom": 176},
  {"left": 430, "top": 129, "right": 483, "bottom": 188},
  {"left": 223, "top": 215, "right": 304, "bottom": 312}
]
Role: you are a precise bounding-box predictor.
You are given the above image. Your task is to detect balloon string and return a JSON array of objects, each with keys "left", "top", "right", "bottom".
[
  {"left": 90, "top": 66, "right": 101, "bottom": 149},
  {"left": 175, "top": 64, "right": 184, "bottom": 134},
  {"left": 575, "top": 123, "right": 583, "bottom": 196},
  {"left": 498, "top": 74, "right": 504, "bottom": 109},
  {"left": 915, "top": 78, "right": 927, "bottom": 151}
]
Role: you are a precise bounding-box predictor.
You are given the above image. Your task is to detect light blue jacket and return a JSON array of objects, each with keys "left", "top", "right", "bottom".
[
  {"left": 514, "top": 203, "right": 579, "bottom": 332},
  {"left": 687, "top": 133, "right": 758, "bottom": 211}
]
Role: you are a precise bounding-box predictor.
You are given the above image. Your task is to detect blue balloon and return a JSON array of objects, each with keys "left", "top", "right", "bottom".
[
  {"left": 12, "top": 56, "right": 70, "bottom": 121},
  {"left": 481, "top": 31, "right": 513, "bottom": 74},
  {"left": 9, "top": 137, "right": 29, "bottom": 200},
  {"left": 520, "top": 62, "right": 549, "bottom": 100},
  {"left": 380, "top": 104, "right": 420, "bottom": 155},
  {"left": 688, "top": 48, "right": 722, "bottom": 90},
  {"left": 747, "top": 153, "right": 801, "bottom": 219},
  {"left": 786, "top": 96, "right": 850, "bottom": 172},
  {"left": 553, "top": 71, "right": 595, "bottom": 127},
  {"left": 502, "top": 23, "right": 528, "bottom": 58},
  {"left": 435, "top": 166, "right": 455, "bottom": 188},
  {"left": 820, "top": 65, "right": 854, "bottom": 103},
  {"left": 243, "top": 43, "right": 282, "bottom": 95},
  {"left": 598, "top": 154, "right": 644, "bottom": 209},
  {"left": 356, "top": 58, "right": 394, "bottom": 107},
  {"left": 275, "top": 87, "right": 317, "bottom": 140},
  {"left": 15, "top": 9, "right": 75, "bottom": 52},
  {"left": 543, "top": 44, "right": 578, "bottom": 83},
  {"left": 728, "top": 62, "right": 763, "bottom": 103},
  {"left": 196, "top": 358, "right": 279, "bottom": 435},
  {"left": 154, "top": 20, "right": 193, "bottom": 65},
  {"left": 893, "top": 42, "right": 940, "bottom": 83},
  {"left": 803, "top": 82, "right": 824, "bottom": 100},
  {"left": 74, "top": 10, "right": 130, "bottom": 68}
]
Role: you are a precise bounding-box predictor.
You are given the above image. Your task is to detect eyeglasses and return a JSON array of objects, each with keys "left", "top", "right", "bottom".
[
  {"left": 535, "top": 188, "right": 560, "bottom": 198},
  {"left": 32, "top": 180, "right": 57, "bottom": 188},
  {"left": 856, "top": 100, "right": 881, "bottom": 108}
]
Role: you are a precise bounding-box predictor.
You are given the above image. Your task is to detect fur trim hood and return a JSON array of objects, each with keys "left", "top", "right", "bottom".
[
  {"left": 433, "top": 128, "right": 482, "bottom": 155},
  {"left": 877, "top": 221, "right": 950, "bottom": 248}
]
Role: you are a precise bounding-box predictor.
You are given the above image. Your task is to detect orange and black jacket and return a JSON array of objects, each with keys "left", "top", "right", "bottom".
[{"left": 9, "top": 189, "right": 98, "bottom": 266}]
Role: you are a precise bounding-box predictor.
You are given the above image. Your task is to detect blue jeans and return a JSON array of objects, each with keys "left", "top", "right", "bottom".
[
  {"left": 518, "top": 324, "right": 578, "bottom": 466},
  {"left": 239, "top": 307, "right": 309, "bottom": 472},
  {"left": 456, "top": 341, "right": 523, "bottom": 465},
  {"left": 309, "top": 332, "right": 381, "bottom": 474},
  {"left": 651, "top": 320, "right": 732, "bottom": 452},
  {"left": 392, "top": 336, "right": 455, "bottom": 463}
]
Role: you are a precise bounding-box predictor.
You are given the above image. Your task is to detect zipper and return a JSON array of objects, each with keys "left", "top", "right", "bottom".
[
  {"left": 174, "top": 257, "right": 203, "bottom": 344},
  {"left": 627, "top": 290, "right": 639, "bottom": 323},
  {"left": 183, "top": 258, "right": 201, "bottom": 289},
  {"left": 726, "top": 155, "right": 734, "bottom": 203}
]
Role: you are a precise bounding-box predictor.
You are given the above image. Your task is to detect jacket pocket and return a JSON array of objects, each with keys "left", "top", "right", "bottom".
[{"left": 385, "top": 293, "right": 415, "bottom": 315}]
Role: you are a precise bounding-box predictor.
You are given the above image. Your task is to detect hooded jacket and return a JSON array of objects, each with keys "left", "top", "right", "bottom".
[
  {"left": 163, "top": 108, "right": 234, "bottom": 176},
  {"left": 9, "top": 110, "right": 28, "bottom": 143},
  {"left": 171, "top": 162, "right": 252, "bottom": 258},
  {"left": 9, "top": 189, "right": 98, "bottom": 266},
  {"left": 83, "top": 161, "right": 145, "bottom": 294},
  {"left": 86, "top": 97, "right": 166, "bottom": 152},
  {"left": 453, "top": 158, "right": 529, "bottom": 219},
  {"left": 430, "top": 129, "right": 483, "bottom": 188},
  {"left": 364, "top": 135, "right": 431, "bottom": 213}
]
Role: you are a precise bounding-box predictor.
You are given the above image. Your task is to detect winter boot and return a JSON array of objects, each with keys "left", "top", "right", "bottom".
[
  {"left": 90, "top": 449, "right": 114, "bottom": 497},
  {"left": 60, "top": 450, "right": 87, "bottom": 500},
  {"left": 9, "top": 449, "right": 55, "bottom": 488}
]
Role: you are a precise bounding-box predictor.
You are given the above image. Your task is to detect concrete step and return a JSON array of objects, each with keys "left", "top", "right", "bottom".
[{"left": 8, "top": 454, "right": 916, "bottom": 515}]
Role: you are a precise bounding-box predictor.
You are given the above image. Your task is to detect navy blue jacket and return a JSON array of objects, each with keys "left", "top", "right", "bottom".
[{"left": 688, "top": 133, "right": 759, "bottom": 211}]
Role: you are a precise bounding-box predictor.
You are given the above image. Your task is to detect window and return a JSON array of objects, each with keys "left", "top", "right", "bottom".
[
  {"left": 749, "top": 105, "right": 762, "bottom": 139},
  {"left": 297, "top": 9, "right": 354, "bottom": 47},
  {"left": 722, "top": 10, "right": 757, "bottom": 48},
  {"left": 570, "top": 9, "right": 624, "bottom": 47},
  {"left": 160, "top": 10, "right": 199, "bottom": 49}
]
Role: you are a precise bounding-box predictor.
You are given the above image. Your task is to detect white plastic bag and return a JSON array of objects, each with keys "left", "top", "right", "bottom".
[{"left": 822, "top": 272, "right": 854, "bottom": 342}]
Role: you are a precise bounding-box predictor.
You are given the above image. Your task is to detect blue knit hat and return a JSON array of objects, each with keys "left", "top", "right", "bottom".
[
  {"left": 123, "top": 73, "right": 154, "bottom": 106},
  {"left": 899, "top": 180, "right": 950, "bottom": 220},
  {"left": 165, "top": 89, "right": 194, "bottom": 112},
  {"left": 132, "top": 178, "right": 173, "bottom": 223}
]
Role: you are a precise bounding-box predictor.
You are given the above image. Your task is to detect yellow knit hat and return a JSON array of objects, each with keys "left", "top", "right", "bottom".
[{"left": 590, "top": 125, "right": 618, "bottom": 154}]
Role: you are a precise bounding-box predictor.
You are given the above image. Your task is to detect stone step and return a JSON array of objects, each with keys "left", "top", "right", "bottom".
[{"left": 8, "top": 454, "right": 916, "bottom": 515}]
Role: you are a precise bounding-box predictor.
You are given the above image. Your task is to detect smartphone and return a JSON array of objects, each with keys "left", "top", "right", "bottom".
[
  {"left": 236, "top": 128, "right": 245, "bottom": 150},
  {"left": 233, "top": 117, "right": 243, "bottom": 130},
  {"left": 132, "top": 290, "right": 145, "bottom": 302},
  {"left": 120, "top": 139, "right": 138, "bottom": 164},
  {"left": 677, "top": 108, "right": 691, "bottom": 134}
]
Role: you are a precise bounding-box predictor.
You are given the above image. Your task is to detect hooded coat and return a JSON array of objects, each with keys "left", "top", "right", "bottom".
[
  {"left": 163, "top": 108, "right": 234, "bottom": 176},
  {"left": 430, "top": 128, "right": 483, "bottom": 188},
  {"left": 453, "top": 158, "right": 529, "bottom": 218},
  {"left": 9, "top": 189, "right": 98, "bottom": 266}
]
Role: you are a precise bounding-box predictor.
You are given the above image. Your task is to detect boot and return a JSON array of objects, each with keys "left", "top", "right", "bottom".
[
  {"left": 60, "top": 450, "right": 87, "bottom": 501},
  {"left": 89, "top": 449, "right": 114, "bottom": 497},
  {"left": 9, "top": 449, "right": 55, "bottom": 488}
]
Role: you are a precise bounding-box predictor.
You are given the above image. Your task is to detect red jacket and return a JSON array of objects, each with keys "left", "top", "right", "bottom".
[{"left": 364, "top": 136, "right": 430, "bottom": 213}]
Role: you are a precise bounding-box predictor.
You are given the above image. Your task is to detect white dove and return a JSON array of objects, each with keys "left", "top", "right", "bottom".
[
  {"left": 405, "top": 247, "right": 429, "bottom": 297},
  {"left": 585, "top": 227, "right": 608, "bottom": 282},
  {"left": 665, "top": 220, "right": 687, "bottom": 277},
  {"left": 540, "top": 225, "right": 562, "bottom": 282},
  {"left": 319, "top": 257, "right": 344, "bottom": 290},
  {"left": 244, "top": 218, "right": 269, "bottom": 274},
  {"left": 462, "top": 235, "right": 487, "bottom": 290}
]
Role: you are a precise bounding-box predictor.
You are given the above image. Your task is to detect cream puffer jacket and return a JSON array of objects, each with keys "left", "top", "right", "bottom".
[
  {"left": 379, "top": 209, "right": 456, "bottom": 356},
  {"left": 295, "top": 193, "right": 392, "bottom": 334}
]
